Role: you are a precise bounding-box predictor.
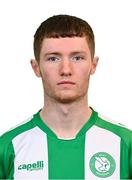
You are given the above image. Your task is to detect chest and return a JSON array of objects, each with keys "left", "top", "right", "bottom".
[{"left": 10, "top": 126, "right": 128, "bottom": 179}]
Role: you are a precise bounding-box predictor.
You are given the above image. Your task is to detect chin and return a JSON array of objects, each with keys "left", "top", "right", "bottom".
[
  {"left": 57, "top": 98, "right": 76, "bottom": 104},
  {"left": 55, "top": 94, "right": 82, "bottom": 104}
]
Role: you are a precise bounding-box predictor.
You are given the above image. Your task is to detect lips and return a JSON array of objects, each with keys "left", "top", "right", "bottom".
[{"left": 57, "top": 81, "right": 75, "bottom": 85}]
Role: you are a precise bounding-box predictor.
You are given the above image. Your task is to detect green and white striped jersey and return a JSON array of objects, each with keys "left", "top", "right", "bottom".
[{"left": 0, "top": 109, "right": 132, "bottom": 179}]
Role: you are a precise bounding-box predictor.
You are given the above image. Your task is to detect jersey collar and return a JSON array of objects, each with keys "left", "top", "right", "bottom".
[{"left": 33, "top": 108, "right": 98, "bottom": 140}]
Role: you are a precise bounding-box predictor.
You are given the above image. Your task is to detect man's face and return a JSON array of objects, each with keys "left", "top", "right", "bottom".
[{"left": 31, "top": 37, "right": 98, "bottom": 103}]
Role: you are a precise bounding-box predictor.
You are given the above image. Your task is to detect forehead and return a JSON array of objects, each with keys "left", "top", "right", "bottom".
[{"left": 40, "top": 37, "right": 90, "bottom": 55}]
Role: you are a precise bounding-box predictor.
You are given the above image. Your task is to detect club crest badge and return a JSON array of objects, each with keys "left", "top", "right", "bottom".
[{"left": 89, "top": 152, "right": 116, "bottom": 178}]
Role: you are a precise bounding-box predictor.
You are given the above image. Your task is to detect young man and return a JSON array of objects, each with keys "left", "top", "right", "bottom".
[{"left": 0, "top": 14, "right": 132, "bottom": 179}]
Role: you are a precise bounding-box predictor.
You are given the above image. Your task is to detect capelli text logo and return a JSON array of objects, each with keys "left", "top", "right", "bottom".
[{"left": 18, "top": 161, "right": 44, "bottom": 171}]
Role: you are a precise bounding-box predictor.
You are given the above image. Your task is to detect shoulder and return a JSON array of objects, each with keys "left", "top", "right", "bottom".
[
  {"left": 0, "top": 114, "right": 37, "bottom": 146},
  {"left": 95, "top": 112, "right": 132, "bottom": 144}
]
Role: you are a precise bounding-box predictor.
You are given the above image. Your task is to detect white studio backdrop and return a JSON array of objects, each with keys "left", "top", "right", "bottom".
[{"left": 0, "top": 0, "right": 132, "bottom": 134}]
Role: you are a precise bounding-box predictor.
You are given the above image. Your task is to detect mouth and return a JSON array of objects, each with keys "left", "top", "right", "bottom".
[{"left": 57, "top": 81, "right": 76, "bottom": 85}]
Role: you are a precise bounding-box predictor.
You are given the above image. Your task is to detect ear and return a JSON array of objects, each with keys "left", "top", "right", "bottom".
[
  {"left": 30, "top": 59, "right": 41, "bottom": 77},
  {"left": 90, "top": 56, "right": 99, "bottom": 75}
]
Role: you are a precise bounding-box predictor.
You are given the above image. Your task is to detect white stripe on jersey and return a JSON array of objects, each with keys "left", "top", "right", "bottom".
[
  {"left": 85, "top": 125, "right": 120, "bottom": 179},
  {"left": 12, "top": 127, "right": 48, "bottom": 179}
]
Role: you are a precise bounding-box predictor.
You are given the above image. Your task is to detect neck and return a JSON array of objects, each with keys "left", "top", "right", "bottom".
[{"left": 40, "top": 95, "right": 92, "bottom": 139}]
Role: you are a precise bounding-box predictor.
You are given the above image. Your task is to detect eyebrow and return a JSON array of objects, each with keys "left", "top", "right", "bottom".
[
  {"left": 44, "top": 52, "right": 61, "bottom": 57},
  {"left": 70, "top": 51, "right": 87, "bottom": 56}
]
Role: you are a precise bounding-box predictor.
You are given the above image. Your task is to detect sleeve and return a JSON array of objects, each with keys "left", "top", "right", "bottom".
[
  {"left": 0, "top": 136, "right": 6, "bottom": 179},
  {"left": 0, "top": 135, "right": 15, "bottom": 179},
  {"left": 129, "top": 134, "right": 132, "bottom": 179}
]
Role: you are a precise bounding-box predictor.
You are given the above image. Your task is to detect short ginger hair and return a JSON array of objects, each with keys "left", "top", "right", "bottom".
[{"left": 34, "top": 14, "right": 95, "bottom": 62}]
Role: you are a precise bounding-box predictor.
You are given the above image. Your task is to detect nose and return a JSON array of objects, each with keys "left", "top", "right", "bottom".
[{"left": 59, "top": 59, "right": 72, "bottom": 77}]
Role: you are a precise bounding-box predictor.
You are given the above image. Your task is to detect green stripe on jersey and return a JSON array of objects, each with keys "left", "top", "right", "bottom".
[
  {"left": 48, "top": 135, "right": 85, "bottom": 179},
  {"left": 0, "top": 108, "right": 132, "bottom": 179}
]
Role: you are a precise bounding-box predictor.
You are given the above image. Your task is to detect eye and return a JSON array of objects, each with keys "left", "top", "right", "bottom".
[
  {"left": 72, "top": 55, "right": 84, "bottom": 61},
  {"left": 47, "top": 56, "right": 59, "bottom": 62}
]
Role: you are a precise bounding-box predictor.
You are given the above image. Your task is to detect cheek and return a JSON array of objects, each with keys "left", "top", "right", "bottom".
[
  {"left": 78, "top": 66, "right": 91, "bottom": 81},
  {"left": 40, "top": 67, "right": 57, "bottom": 87},
  {"left": 40, "top": 65, "right": 50, "bottom": 79}
]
